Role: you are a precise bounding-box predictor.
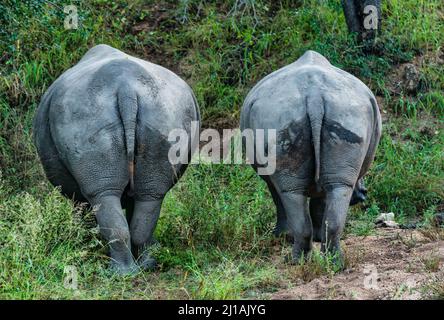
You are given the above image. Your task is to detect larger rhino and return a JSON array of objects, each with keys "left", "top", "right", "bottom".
[
  {"left": 33, "top": 44, "right": 200, "bottom": 274},
  {"left": 240, "top": 50, "right": 381, "bottom": 264}
]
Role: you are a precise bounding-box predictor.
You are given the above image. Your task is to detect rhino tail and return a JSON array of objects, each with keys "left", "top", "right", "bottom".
[
  {"left": 117, "top": 84, "right": 138, "bottom": 196},
  {"left": 306, "top": 94, "right": 325, "bottom": 190}
]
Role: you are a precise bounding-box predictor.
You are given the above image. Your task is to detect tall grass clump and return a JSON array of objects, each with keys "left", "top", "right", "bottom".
[
  {"left": 156, "top": 164, "right": 275, "bottom": 267},
  {"left": 0, "top": 178, "right": 103, "bottom": 299}
]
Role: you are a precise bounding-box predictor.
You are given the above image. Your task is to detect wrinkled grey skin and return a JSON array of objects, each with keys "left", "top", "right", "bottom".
[
  {"left": 342, "top": 0, "right": 381, "bottom": 42},
  {"left": 33, "top": 44, "right": 200, "bottom": 274},
  {"left": 240, "top": 50, "right": 381, "bottom": 264}
]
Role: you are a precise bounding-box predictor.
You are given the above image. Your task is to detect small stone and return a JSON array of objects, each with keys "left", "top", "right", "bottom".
[
  {"left": 375, "top": 212, "right": 399, "bottom": 228},
  {"left": 375, "top": 212, "right": 395, "bottom": 223},
  {"left": 377, "top": 220, "right": 399, "bottom": 228},
  {"left": 403, "top": 63, "right": 420, "bottom": 93}
]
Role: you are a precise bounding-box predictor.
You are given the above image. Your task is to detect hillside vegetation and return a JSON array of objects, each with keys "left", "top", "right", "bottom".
[{"left": 0, "top": 0, "right": 443, "bottom": 299}]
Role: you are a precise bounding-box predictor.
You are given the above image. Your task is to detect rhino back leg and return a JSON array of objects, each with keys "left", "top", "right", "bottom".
[
  {"left": 91, "top": 194, "right": 136, "bottom": 274},
  {"left": 279, "top": 191, "right": 312, "bottom": 260},
  {"left": 59, "top": 123, "right": 136, "bottom": 274},
  {"left": 268, "top": 119, "right": 315, "bottom": 260},
  {"left": 252, "top": 165, "right": 288, "bottom": 237},
  {"left": 267, "top": 179, "right": 288, "bottom": 237},
  {"left": 129, "top": 120, "right": 188, "bottom": 269},
  {"left": 129, "top": 199, "right": 162, "bottom": 270},
  {"left": 317, "top": 113, "right": 369, "bottom": 261},
  {"left": 320, "top": 185, "right": 354, "bottom": 265}
]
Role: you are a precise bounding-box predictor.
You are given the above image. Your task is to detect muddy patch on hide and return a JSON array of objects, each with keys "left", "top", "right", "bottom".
[
  {"left": 276, "top": 119, "right": 312, "bottom": 172},
  {"left": 324, "top": 119, "right": 363, "bottom": 144}
]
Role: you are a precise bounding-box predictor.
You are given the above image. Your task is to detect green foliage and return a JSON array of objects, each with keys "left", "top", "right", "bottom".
[
  {"left": 185, "top": 257, "right": 278, "bottom": 299},
  {"left": 346, "top": 204, "right": 381, "bottom": 236},
  {"left": 367, "top": 118, "right": 443, "bottom": 218},
  {"left": 0, "top": 180, "right": 103, "bottom": 299},
  {"left": 158, "top": 164, "right": 274, "bottom": 253}
]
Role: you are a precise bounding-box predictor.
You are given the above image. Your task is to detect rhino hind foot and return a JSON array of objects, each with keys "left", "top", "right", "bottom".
[
  {"left": 137, "top": 253, "right": 157, "bottom": 271},
  {"left": 284, "top": 249, "right": 312, "bottom": 265},
  {"left": 273, "top": 224, "right": 295, "bottom": 245},
  {"left": 273, "top": 219, "right": 290, "bottom": 237},
  {"left": 109, "top": 261, "right": 139, "bottom": 275},
  {"left": 273, "top": 225, "right": 284, "bottom": 237},
  {"left": 133, "top": 239, "right": 159, "bottom": 271}
]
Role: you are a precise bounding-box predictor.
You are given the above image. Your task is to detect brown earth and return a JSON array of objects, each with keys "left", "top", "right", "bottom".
[{"left": 271, "top": 228, "right": 444, "bottom": 300}]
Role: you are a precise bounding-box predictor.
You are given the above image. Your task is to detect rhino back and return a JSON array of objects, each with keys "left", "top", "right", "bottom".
[
  {"left": 242, "top": 52, "right": 375, "bottom": 136},
  {"left": 241, "top": 50, "right": 380, "bottom": 188},
  {"left": 45, "top": 50, "right": 193, "bottom": 151},
  {"left": 35, "top": 45, "right": 199, "bottom": 199}
]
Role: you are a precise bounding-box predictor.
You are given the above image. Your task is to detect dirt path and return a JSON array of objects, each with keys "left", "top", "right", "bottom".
[{"left": 271, "top": 229, "right": 444, "bottom": 300}]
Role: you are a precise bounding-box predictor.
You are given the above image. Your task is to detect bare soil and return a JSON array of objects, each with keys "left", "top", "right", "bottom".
[{"left": 271, "top": 228, "right": 444, "bottom": 300}]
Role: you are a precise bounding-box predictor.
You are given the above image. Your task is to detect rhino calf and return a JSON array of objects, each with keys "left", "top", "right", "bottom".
[
  {"left": 240, "top": 50, "right": 381, "bottom": 263},
  {"left": 34, "top": 44, "right": 200, "bottom": 274}
]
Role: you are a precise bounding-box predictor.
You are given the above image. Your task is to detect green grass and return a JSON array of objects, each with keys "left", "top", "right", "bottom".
[{"left": 0, "top": 0, "right": 443, "bottom": 299}]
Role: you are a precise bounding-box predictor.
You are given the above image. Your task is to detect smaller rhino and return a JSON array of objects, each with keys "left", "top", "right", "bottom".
[{"left": 240, "top": 50, "right": 381, "bottom": 264}]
